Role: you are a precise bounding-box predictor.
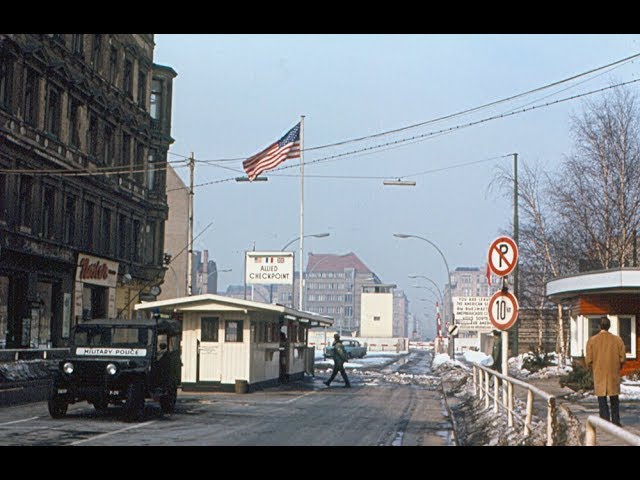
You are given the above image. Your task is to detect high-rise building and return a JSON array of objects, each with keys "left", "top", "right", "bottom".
[
  {"left": 299, "top": 252, "right": 380, "bottom": 335},
  {"left": 0, "top": 34, "right": 175, "bottom": 348}
]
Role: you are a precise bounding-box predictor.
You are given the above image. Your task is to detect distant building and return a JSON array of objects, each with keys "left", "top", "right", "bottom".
[
  {"left": 360, "top": 284, "right": 395, "bottom": 337},
  {"left": 393, "top": 289, "right": 409, "bottom": 338},
  {"left": 157, "top": 165, "right": 188, "bottom": 300},
  {"left": 299, "top": 253, "right": 380, "bottom": 335}
]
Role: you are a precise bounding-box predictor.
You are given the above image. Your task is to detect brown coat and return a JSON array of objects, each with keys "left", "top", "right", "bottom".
[{"left": 585, "top": 330, "right": 626, "bottom": 396}]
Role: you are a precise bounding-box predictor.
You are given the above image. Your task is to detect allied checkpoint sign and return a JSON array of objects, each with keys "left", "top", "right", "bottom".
[
  {"left": 245, "top": 251, "right": 294, "bottom": 285},
  {"left": 487, "top": 236, "right": 518, "bottom": 277}
]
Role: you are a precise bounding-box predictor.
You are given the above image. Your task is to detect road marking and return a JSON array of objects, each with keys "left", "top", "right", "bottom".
[
  {"left": 69, "top": 420, "right": 157, "bottom": 445},
  {"left": 0, "top": 416, "right": 39, "bottom": 426}
]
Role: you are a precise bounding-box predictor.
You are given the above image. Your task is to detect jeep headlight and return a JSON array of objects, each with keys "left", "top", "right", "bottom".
[
  {"left": 106, "top": 363, "right": 117, "bottom": 375},
  {"left": 63, "top": 362, "right": 74, "bottom": 374}
]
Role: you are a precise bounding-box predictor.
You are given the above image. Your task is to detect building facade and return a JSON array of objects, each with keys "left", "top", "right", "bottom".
[
  {"left": 0, "top": 34, "right": 175, "bottom": 348},
  {"left": 299, "top": 253, "right": 380, "bottom": 336},
  {"left": 157, "top": 165, "right": 188, "bottom": 300},
  {"left": 393, "top": 289, "right": 409, "bottom": 338},
  {"left": 360, "top": 284, "right": 395, "bottom": 337}
]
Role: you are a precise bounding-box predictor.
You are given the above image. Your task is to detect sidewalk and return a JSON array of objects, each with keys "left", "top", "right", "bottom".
[{"left": 523, "top": 376, "right": 640, "bottom": 446}]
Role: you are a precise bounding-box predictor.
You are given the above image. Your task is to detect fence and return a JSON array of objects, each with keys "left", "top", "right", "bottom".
[
  {"left": 472, "top": 363, "right": 557, "bottom": 445},
  {"left": 0, "top": 348, "right": 69, "bottom": 362},
  {"left": 585, "top": 415, "right": 640, "bottom": 446}
]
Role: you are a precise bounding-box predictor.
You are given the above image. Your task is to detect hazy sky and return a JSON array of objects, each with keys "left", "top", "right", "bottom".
[{"left": 153, "top": 34, "right": 640, "bottom": 331}]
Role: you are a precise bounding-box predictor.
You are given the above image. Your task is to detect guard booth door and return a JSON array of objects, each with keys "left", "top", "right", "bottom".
[{"left": 198, "top": 316, "right": 221, "bottom": 382}]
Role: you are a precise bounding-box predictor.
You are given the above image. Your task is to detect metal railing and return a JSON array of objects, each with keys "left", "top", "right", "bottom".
[
  {"left": 0, "top": 348, "right": 70, "bottom": 362},
  {"left": 585, "top": 415, "right": 640, "bottom": 446},
  {"left": 472, "top": 363, "right": 557, "bottom": 445}
]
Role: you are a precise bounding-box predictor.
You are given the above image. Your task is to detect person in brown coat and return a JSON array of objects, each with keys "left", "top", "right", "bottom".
[{"left": 586, "top": 316, "right": 626, "bottom": 426}]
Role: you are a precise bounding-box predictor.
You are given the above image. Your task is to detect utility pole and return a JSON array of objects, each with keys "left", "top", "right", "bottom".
[
  {"left": 187, "top": 152, "right": 195, "bottom": 296},
  {"left": 511, "top": 153, "right": 519, "bottom": 355}
]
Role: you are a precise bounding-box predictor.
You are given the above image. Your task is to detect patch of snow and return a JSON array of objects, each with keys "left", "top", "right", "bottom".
[{"left": 462, "top": 350, "right": 493, "bottom": 366}]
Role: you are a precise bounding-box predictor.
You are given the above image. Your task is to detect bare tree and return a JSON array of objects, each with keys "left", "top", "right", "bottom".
[
  {"left": 551, "top": 87, "right": 640, "bottom": 269},
  {"left": 490, "top": 86, "right": 640, "bottom": 361}
]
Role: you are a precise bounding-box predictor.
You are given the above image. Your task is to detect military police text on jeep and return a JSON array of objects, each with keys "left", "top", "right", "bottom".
[{"left": 48, "top": 317, "right": 181, "bottom": 422}]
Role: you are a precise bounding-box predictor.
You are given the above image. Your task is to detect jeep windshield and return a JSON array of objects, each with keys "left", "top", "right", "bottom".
[{"left": 72, "top": 325, "right": 153, "bottom": 356}]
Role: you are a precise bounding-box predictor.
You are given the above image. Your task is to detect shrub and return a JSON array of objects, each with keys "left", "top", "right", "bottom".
[
  {"left": 521, "top": 346, "right": 555, "bottom": 373},
  {"left": 559, "top": 361, "right": 593, "bottom": 392}
]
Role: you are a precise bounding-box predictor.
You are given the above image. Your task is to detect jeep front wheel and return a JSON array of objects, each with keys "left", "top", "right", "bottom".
[
  {"left": 124, "top": 381, "right": 145, "bottom": 422},
  {"left": 48, "top": 385, "right": 68, "bottom": 419},
  {"left": 160, "top": 383, "right": 177, "bottom": 414}
]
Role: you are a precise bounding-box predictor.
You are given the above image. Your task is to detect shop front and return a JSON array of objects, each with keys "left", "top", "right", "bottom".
[{"left": 74, "top": 253, "right": 119, "bottom": 325}]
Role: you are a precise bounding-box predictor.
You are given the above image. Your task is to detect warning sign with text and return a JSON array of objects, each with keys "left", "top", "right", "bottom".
[{"left": 453, "top": 296, "right": 492, "bottom": 330}]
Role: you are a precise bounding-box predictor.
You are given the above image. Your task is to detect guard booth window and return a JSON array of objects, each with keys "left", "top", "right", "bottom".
[
  {"left": 201, "top": 317, "right": 219, "bottom": 342},
  {"left": 225, "top": 320, "right": 243, "bottom": 342}
]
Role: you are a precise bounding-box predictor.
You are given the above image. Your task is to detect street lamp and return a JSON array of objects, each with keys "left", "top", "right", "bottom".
[
  {"left": 276, "top": 232, "right": 330, "bottom": 307},
  {"left": 411, "top": 284, "right": 443, "bottom": 305},
  {"left": 394, "top": 233, "right": 455, "bottom": 355},
  {"left": 281, "top": 233, "right": 330, "bottom": 252},
  {"left": 408, "top": 275, "right": 444, "bottom": 305}
]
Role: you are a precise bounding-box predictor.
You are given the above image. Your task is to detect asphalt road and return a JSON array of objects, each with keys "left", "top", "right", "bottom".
[{"left": 0, "top": 349, "right": 455, "bottom": 446}]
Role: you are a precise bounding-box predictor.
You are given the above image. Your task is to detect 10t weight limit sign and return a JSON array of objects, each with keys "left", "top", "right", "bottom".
[{"left": 488, "top": 290, "right": 519, "bottom": 331}]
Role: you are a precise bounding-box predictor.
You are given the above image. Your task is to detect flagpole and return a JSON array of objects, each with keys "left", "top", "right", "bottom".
[{"left": 299, "top": 115, "right": 305, "bottom": 311}]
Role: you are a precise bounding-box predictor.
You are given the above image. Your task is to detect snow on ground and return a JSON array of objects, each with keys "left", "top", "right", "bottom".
[
  {"left": 432, "top": 352, "right": 467, "bottom": 370},
  {"left": 313, "top": 349, "right": 402, "bottom": 369},
  {"left": 462, "top": 350, "right": 493, "bottom": 367}
]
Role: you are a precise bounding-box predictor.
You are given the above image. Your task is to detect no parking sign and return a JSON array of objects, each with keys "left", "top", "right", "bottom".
[{"left": 487, "top": 236, "right": 518, "bottom": 277}]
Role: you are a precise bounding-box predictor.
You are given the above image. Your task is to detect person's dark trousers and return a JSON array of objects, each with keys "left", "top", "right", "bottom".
[
  {"left": 326, "top": 365, "right": 351, "bottom": 387},
  {"left": 598, "top": 395, "right": 621, "bottom": 425}
]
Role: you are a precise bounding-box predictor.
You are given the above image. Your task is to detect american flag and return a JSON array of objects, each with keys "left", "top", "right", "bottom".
[{"left": 242, "top": 123, "right": 301, "bottom": 181}]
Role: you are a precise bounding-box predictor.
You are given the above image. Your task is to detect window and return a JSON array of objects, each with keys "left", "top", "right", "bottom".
[
  {"left": 71, "top": 34, "right": 84, "bottom": 56},
  {"left": 84, "top": 201, "right": 95, "bottom": 250},
  {"left": 68, "top": 97, "right": 80, "bottom": 148},
  {"left": 201, "top": 317, "right": 219, "bottom": 342},
  {"left": 45, "top": 86, "right": 61, "bottom": 137},
  {"left": 91, "top": 35, "right": 102, "bottom": 70},
  {"left": 118, "top": 214, "right": 129, "bottom": 259},
  {"left": 41, "top": 185, "right": 56, "bottom": 240},
  {"left": 134, "top": 143, "right": 144, "bottom": 184},
  {"left": 123, "top": 58, "right": 132, "bottom": 98},
  {"left": 121, "top": 133, "right": 131, "bottom": 167},
  {"left": 150, "top": 78, "right": 162, "bottom": 119},
  {"left": 63, "top": 195, "right": 76, "bottom": 244},
  {"left": 23, "top": 68, "right": 37, "bottom": 125},
  {"left": 102, "top": 209, "right": 112, "bottom": 255},
  {"left": 0, "top": 57, "right": 12, "bottom": 111},
  {"left": 583, "top": 315, "right": 637, "bottom": 359},
  {"left": 147, "top": 150, "right": 157, "bottom": 189},
  {"left": 132, "top": 219, "right": 141, "bottom": 262},
  {"left": 145, "top": 220, "right": 156, "bottom": 264},
  {"left": 104, "top": 124, "right": 114, "bottom": 164},
  {"left": 225, "top": 320, "right": 243, "bottom": 342},
  {"left": 108, "top": 46, "right": 118, "bottom": 84},
  {"left": 19, "top": 176, "right": 33, "bottom": 229},
  {"left": 373, "top": 316, "right": 381, "bottom": 321},
  {"left": 87, "top": 110, "right": 98, "bottom": 157},
  {"left": 137, "top": 70, "right": 146, "bottom": 108},
  {"left": 0, "top": 173, "right": 5, "bottom": 222}
]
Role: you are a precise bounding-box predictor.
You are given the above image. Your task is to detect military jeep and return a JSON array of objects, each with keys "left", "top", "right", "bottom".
[{"left": 48, "top": 317, "right": 181, "bottom": 422}]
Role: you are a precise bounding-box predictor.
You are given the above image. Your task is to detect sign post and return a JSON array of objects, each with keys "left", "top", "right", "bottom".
[{"left": 487, "top": 236, "right": 519, "bottom": 378}]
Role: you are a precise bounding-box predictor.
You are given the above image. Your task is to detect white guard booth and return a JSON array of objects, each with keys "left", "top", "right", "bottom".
[{"left": 134, "top": 294, "right": 333, "bottom": 392}]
